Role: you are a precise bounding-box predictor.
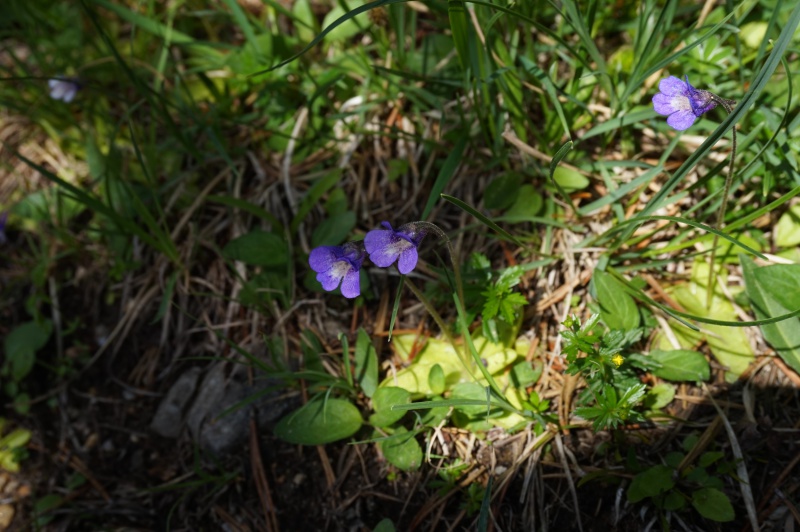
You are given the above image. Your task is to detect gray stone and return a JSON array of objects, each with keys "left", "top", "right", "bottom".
[{"left": 150, "top": 367, "right": 202, "bottom": 438}]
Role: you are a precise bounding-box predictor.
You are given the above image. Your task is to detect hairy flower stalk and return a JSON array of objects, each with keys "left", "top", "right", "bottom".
[
  {"left": 652, "top": 75, "right": 737, "bottom": 308},
  {"left": 707, "top": 96, "right": 737, "bottom": 308}
]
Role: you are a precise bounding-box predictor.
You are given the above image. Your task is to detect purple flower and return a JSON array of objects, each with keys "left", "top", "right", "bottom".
[
  {"left": 0, "top": 212, "right": 6, "bottom": 245},
  {"left": 652, "top": 75, "right": 718, "bottom": 131},
  {"left": 48, "top": 77, "right": 80, "bottom": 103},
  {"left": 364, "top": 222, "right": 427, "bottom": 274},
  {"left": 309, "top": 242, "right": 365, "bottom": 298}
]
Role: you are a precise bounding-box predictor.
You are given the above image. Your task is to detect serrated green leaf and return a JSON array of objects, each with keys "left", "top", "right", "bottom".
[{"left": 274, "top": 398, "right": 362, "bottom": 445}]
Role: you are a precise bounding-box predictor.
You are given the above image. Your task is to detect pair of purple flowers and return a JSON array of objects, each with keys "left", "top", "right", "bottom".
[
  {"left": 309, "top": 222, "right": 427, "bottom": 299},
  {"left": 652, "top": 75, "right": 734, "bottom": 131}
]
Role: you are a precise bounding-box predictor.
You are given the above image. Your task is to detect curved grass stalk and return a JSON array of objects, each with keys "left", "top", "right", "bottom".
[{"left": 706, "top": 97, "right": 737, "bottom": 308}]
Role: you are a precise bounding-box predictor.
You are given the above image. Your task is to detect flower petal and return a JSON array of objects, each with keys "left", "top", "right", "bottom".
[
  {"left": 340, "top": 268, "right": 361, "bottom": 298},
  {"left": 309, "top": 246, "right": 339, "bottom": 273},
  {"left": 658, "top": 76, "right": 688, "bottom": 97},
  {"left": 666, "top": 110, "right": 697, "bottom": 131},
  {"left": 316, "top": 269, "right": 343, "bottom": 291},
  {"left": 397, "top": 247, "right": 419, "bottom": 274},
  {"left": 652, "top": 93, "right": 679, "bottom": 116},
  {"left": 365, "top": 229, "right": 408, "bottom": 267}
]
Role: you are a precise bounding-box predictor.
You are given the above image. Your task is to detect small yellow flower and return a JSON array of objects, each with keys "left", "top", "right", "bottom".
[{"left": 612, "top": 354, "right": 624, "bottom": 367}]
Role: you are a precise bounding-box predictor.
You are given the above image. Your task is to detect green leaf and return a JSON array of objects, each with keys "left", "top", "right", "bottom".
[
  {"left": 450, "top": 382, "right": 491, "bottom": 417},
  {"left": 593, "top": 270, "right": 640, "bottom": 330},
  {"left": 311, "top": 211, "right": 356, "bottom": 247},
  {"left": 775, "top": 204, "right": 800, "bottom": 247},
  {"left": 355, "top": 328, "right": 379, "bottom": 398},
  {"left": 742, "top": 256, "right": 800, "bottom": 374},
  {"left": 643, "top": 383, "right": 675, "bottom": 410},
  {"left": 274, "top": 398, "right": 362, "bottom": 445},
  {"left": 369, "top": 387, "right": 410, "bottom": 428},
  {"left": 510, "top": 360, "right": 542, "bottom": 388},
  {"left": 649, "top": 350, "right": 710, "bottom": 382},
  {"left": 373, "top": 518, "right": 396, "bottom": 532},
  {"left": 663, "top": 490, "right": 686, "bottom": 511},
  {"left": 380, "top": 428, "right": 422, "bottom": 471},
  {"left": 422, "top": 133, "right": 468, "bottom": 220},
  {"left": 484, "top": 173, "right": 522, "bottom": 210},
  {"left": 505, "top": 185, "right": 543, "bottom": 220},
  {"left": 753, "top": 264, "right": 800, "bottom": 313},
  {"left": 223, "top": 230, "right": 288, "bottom": 267},
  {"left": 628, "top": 465, "right": 675, "bottom": 503},
  {"left": 428, "top": 364, "right": 446, "bottom": 396},
  {"left": 691, "top": 487, "right": 734, "bottom": 522},
  {"left": 4, "top": 321, "right": 52, "bottom": 382},
  {"left": 552, "top": 166, "right": 589, "bottom": 192}
]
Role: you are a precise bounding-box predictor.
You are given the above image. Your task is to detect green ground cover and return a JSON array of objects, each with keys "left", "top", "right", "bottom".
[{"left": 1, "top": 0, "right": 800, "bottom": 529}]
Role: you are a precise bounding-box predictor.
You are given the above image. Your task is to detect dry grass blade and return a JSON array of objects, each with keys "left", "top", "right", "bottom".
[{"left": 702, "top": 384, "right": 758, "bottom": 531}]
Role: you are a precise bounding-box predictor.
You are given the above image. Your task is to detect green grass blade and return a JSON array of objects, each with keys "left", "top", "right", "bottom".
[
  {"left": 549, "top": 140, "right": 577, "bottom": 215},
  {"left": 440, "top": 194, "right": 524, "bottom": 248},
  {"left": 422, "top": 133, "right": 468, "bottom": 220}
]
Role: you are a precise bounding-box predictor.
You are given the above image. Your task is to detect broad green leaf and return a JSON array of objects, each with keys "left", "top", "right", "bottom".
[
  {"left": 691, "top": 487, "right": 734, "bottom": 522},
  {"left": 775, "top": 204, "right": 800, "bottom": 247},
  {"left": 668, "top": 260, "right": 754, "bottom": 381},
  {"left": 223, "top": 230, "right": 288, "bottom": 267},
  {"left": 742, "top": 256, "right": 800, "bottom": 374},
  {"left": 373, "top": 518, "right": 396, "bottom": 532},
  {"left": 627, "top": 465, "right": 675, "bottom": 503},
  {"left": 643, "top": 383, "right": 675, "bottom": 410},
  {"left": 355, "top": 328, "right": 379, "bottom": 398},
  {"left": 505, "top": 185, "right": 543, "bottom": 220},
  {"left": 311, "top": 211, "right": 356, "bottom": 247},
  {"left": 369, "top": 387, "right": 410, "bottom": 428},
  {"left": 552, "top": 166, "right": 589, "bottom": 192},
  {"left": 663, "top": 490, "right": 686, "bottom": 511},
  {"left": 649, "top": 350, "right": 710, "bottom": 382},
  {"left": 510, "top": 360, "right": 542, "bottom": 388},
  {"left": 753, "top": 264, "right": 800, "bottom": 312},
  {"left": 450, "top": 382, "right": 491, "bottom": 417},
  {"left": 593, "top": 270, "right": 640, "bottom": 330},
  {"left": 484, "top": 172, "right": 522, "bottom": 210},
  {"left": 274, "top": 398, "right": 362, "bottom": 445},
  {"left": 380, "top": 427, "right": 422, "bottom": 471},
  {"left": 4, "top": 320, "right": 52, "bottom": 382},
  {"left": 428, "top": 364, "right": 446, "bottom": 396}
]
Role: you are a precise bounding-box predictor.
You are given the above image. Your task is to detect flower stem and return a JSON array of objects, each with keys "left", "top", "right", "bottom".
[
  {"left": 414, "top": 221, "right": 466, "bottom": 311},
  {"left": 706, "top": 97, "right": 737, "bottom": 308}
]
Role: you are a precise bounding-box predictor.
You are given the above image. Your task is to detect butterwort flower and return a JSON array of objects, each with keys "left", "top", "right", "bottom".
[
  {"left": 308, "top": 242, "right": 365, "bottom": 298},
  {"left": 48, "top": 77, "right": 80, "bottom": 103},
  {"left": 652, "top": 75, "right": 720, "bottom": 131},
  {"left": 364, "top": 222, "right": 427, "bottom": 274}
]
